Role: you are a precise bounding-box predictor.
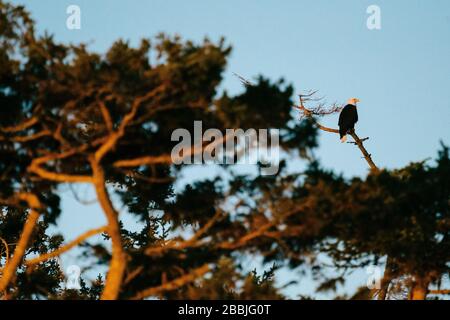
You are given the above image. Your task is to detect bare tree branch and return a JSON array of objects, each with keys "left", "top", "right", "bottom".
[
  {"left": 349, "top": 130, "right": 378, "bottom": 172},
  {"left": 232, "top": 72, "right": 254, "bottom": 87}
]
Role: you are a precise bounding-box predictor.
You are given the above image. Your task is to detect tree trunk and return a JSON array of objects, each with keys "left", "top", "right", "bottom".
[
  {"left": 377, "top": 257, "right": 394, "bottom": 300},
  {"left": 91, "top": 160, "right": 127, "bottom": 300},
  {"left": 410, "top": 277, "right": 429, "bottom": 300}
]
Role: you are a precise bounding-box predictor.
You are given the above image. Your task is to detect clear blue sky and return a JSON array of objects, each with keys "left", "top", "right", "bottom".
[{"left": 10, "top": 0, "right": 450, "bottom": 298}]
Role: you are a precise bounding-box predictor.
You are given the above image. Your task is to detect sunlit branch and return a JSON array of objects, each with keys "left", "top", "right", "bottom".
[
  {"left": 24, "top": 226, "right": 107, "bottom": 266},
  {"left": 113, "top": 133, "right": 233, "bottom": 168},
  {"left": 94, "top": 85, "right": 166, "bottom": 162},
  {"left": 0, "top": 117, "right": 39, "bottom": 133},
  {"left": 90, "top": 158, "right": 127, "bottom": 300},
  {"left": 130, "top": 264, "right": 210, "bottom": 300},
  {"left": 0, "top": 193, "right": 42, "bottom": 294},
  {"left": 145, "top": 210, "right": 224, "bottom": 256}
]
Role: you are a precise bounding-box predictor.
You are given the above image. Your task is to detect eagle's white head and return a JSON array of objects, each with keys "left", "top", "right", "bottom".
[{"left": 348, "top": 98, "right": 360, "bottom": 105}]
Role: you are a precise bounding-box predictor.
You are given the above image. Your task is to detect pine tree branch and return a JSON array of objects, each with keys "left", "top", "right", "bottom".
[
  {"left": 145, "top": 210, "right": 223, "bottom": 256},
  {"left": 24, "top": 226, "right": 106, "bottom": 266},
  {"left": 94, "top": 84, "right": 166, "bottom": 162},
  {"left": 113, "top": 133, "right": 234, "bottom": 168},
  {"left": 0, "top": 129, "right": 52, "bottom": 143},
  {"left": 429, "top": 289, "right": 450, "bottom": 295},
  {"left": 0, "top": 193, "right": 42, "bottom": 294},
  {"left": 130, "top": 264, "right": 210, "bottom": 300},
  {"left": 0, "top": 237, "right": 9, "bottom": 270},
  {"left": 26, "top": 140, "right": 105, "bottom": 183},
  {"left": 0, "top": 117, "right": 39, "bottom": 133}
]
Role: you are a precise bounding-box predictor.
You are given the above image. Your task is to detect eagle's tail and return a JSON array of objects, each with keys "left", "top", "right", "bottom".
[{"left": 340, "top": 135, "right": 347, "bottom": 143}]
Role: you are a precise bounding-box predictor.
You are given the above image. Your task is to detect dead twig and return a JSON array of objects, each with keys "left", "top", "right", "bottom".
[
  {"left": 347, "top": 137, "right": 369, "bottom": 144},
  {"left": 232, "top": 72, "right": 254, "bottom": 87}
]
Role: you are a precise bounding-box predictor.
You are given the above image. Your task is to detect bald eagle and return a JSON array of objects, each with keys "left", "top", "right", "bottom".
[{"left": 338, "top": 98, "right": 360, "bottom": 143}]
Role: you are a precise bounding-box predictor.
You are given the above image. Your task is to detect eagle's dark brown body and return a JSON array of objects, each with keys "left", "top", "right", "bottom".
[{"left": 338, "top": 104, "right": 358, "bottom": 140}]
